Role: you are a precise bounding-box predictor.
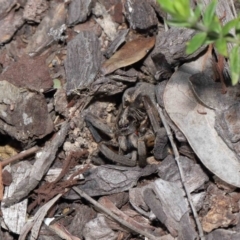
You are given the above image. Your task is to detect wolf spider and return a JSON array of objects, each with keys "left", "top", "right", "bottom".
[{"left": 85, "top": 82, "right": 168, "bottom": 167}]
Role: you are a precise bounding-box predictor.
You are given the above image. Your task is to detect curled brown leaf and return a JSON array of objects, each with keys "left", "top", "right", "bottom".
[{"left": 101, "top": 36, "right": 156, "bottom": 75}]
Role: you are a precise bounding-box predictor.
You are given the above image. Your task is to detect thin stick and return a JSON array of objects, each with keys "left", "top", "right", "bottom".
[
  {"left": 72, "top": 187, "right": 159, "bottom": 240},
  {"left": 230, "top": 0, "right": 237, "bottom": 18},
  {"left": 2, "top": 146, "right": 40, "bottom": 167},
  {"left": 156, "top": 105, "right": 205, "bottom": 240}
]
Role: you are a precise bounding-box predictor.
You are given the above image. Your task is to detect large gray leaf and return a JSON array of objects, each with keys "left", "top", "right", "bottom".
[{"left": 164, "top": 59, "right": 240, "bottom": 187}]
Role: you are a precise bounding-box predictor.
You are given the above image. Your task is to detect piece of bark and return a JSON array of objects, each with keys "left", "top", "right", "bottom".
[
  {"left": 64, "top": 164, "right": 158, "bottom": 199},
  {"left": 104, "top": 192, "right": 129, "bottom": 209},
  {"left": 129, "top": 186, "right": 152, "bottom": 218},
  {"left": 109, "top": 74, "right": 137, "bottom": 83},
  {"left": 191, "top": 192, "right": 206, "bottom": 212},
  {"left": 213, "top": 176, "right": 237, "bottom": 193},
  {"left": 214, "top": 102, "right": 240, "bottom": 159},
  {"left": 0, "top": 0, "right": 17, "bottom": 19},
  {"left": 143, "top": 28, "right": 206, "bottom": 77},
  {"left": 26, "top": 1, "right": 67, "bottom": 56},
  {"left": 158, "top": 155, "right": 209, "bottom": 193},
  {"left": 179, "top": 142, "right": 196, "bottom": 160},
  {"left": 124, "top": 0, "right": 158, "bottom": 31},
  {"left": 2, "top": 121, "right": 69, "bottom": 207},
  {"left": 23, "top": 0, "right": 49, "bottom": 23},
  {"left": 19, "top": 193, "right": 63, "bottom": 240},
  {"left": 153, "top": 128, "right": 168, "bottom": 160},
  {"left": 217, "top": 103, "right": 240, "bottom": 143},
  {"left": 114, "top": 68, "right": 140, "bottom": 79},
  {"left": 0, "top": 8, "right": 25, "bottom": 44},
  {"left": 1, "top": 162, "right": 32, "bottom": 234},
  {"left": 54, "top": 89, "right": 68, "bottom": 117},
  {"left": 92, "top": 1, "right": 118, "bottom": 41},
  {"left": 151, "top": 53, "right": 173, "bottom": 80},
  {"left": 98, "top": 0, "right": 124, "bottom": 24},
  {"left": 130, "top": 184, "right": 205, "bottom": 220},
  {"left": 99, "top": 196, "right": 157, "bottom": 234},
  {"left": 73, "top": 18, "right": 102, "bottom": 37},
  {"left": 0, "top": 54, "right": 52, "bottom": 91},
  {"left": 0, "top": 231, "right": 13, "bottom": 240},
  {"left": 90, "top": 77, "right": 129, "bottom": 96},
  {"left": 148, "top": 0, "right": 167, "bottom": 20},
  {"left": 155, "top": 81, "right": 168, "bottom": 108},
  {"left": 67, "top": 0, "right": 93, "bottom": 26},
  {"left": 65, "top": 31, "right": 101, "bottom": 94},
  {"left": 143, "top": 179, "right": 197, "bottom": 239},
  {"left": 2, "top": 169, "right": 12, "bottom": 186},
  {"left": 153, "top": 28, "right": 203, "bottom": 64},
  {"left": 104, "top": 29, "right": 129, "bottom": 58},
  {"left": 206, "top": 229, "right": 240, "bottom": 240},
  {"left": 82, "top": 214, "right": 118, "bottom": 240},
  {"left": 68, "top": 204, "right": 97, "bottom": 239},
  {"left": 202, "top": 192, "right": 238, "bottom": 232},
  {"left": 0, "top": 81, "right": 53, "bottom": 143}
]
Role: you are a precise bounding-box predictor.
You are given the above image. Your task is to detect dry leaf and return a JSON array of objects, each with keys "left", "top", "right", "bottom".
[
  {"left": 101, "top": 36, "right": 156, "bottom": 75},
  {"left": 164, "top": 56, "right": 240, "bottom": 187},
  {"left": 2, "top": 162, "right": 32, "bottom": 234}
]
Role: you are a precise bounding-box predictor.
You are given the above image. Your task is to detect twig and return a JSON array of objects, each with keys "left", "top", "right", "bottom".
[
  {"left": 19, "top": 193, "right": 63, "bottom": 240},
  {"left": 72, "top": 187, "right": 159, "bottom": 240},
  {"left": 230, "top": 0, "right": 237, "bottom": 18},
  {"left": 156, "top": 104, "right": 205, "bottom": 240},
  {"left": 1, "top": 146, "right": 40, "bottom": 167}
]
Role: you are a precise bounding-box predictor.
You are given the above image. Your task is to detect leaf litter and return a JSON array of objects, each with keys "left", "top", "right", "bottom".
[{"left": 0, "top": 0, "right": 240, "bottom": 239}]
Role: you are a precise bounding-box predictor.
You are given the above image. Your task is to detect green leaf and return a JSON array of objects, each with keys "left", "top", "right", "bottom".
[
  {"left": 215, "top": 38, "right": 228, "bottom": 56},
  {"left": 189, "top": 5, "right": 202, "bottom": 24},
  {"left": 229, "top": 46, "right": 240, "bottom": 85},
  {"left": 208, "top": 16, "right": 222, "bottom": 34},
  {"left": 186, "top": 32, "right": 207, "bottom": 54},
  {"left": 222, "top": 19, "right": 238, "bottom": 36},
  {"left": 173, "top": 0, "right": 191, "bottom": 19},
  {"left": 203, "top": 0, "right": 217, "bottom": 27},
  {"left": 204, "top": 38, "right": 215, "bottom": 45},
  {"left": 193, "top": 4, "right": 202, "bottom": 17},
  {"left": 167, "top": 19, "right": 192, "bottom": 28},
  {"left": 236, "top": 18, "right": 240, "bottom": 36},
  {"left": 157, "top": 0, "right": 175, "bottom": 15},
  {"left": 53, "top": 79, "right": 62, "bottom": 89}
]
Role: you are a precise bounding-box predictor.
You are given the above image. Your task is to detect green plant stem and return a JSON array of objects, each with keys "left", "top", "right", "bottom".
[
  {"left": 190, "top": 22, "right": 240, "bottom": 46},
  {"left": 194, "top": 22, "right": 208, "bottom": 32},
  {"left": 225, "top": 37, "right": 240, "bottom": 45}
]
